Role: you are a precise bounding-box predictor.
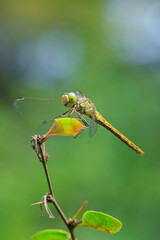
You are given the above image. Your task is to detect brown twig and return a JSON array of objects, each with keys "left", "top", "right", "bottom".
[
  {"left": 31, "top": 135, "right": 76, "bottom": 240},
  {"left": 72, "top": 200, "right": 88, "bottom": 220}
]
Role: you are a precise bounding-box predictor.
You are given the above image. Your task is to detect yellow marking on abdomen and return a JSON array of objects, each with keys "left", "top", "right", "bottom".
[{"left": 95, "top": 112, "right": 144, "bottom": 155}]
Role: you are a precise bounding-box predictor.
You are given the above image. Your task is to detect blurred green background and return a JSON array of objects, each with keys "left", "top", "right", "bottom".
[{"left": 0, "top": 0, "right": 160, "bottom": 240}]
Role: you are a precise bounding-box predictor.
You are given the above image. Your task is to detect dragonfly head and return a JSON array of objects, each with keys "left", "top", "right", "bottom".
[{"left": 62, "top": 92, "right": 77, "bottom": 107}]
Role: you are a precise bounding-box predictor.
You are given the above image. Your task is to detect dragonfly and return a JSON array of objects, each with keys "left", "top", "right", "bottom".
[
  {"left": 14, "top": 91, "right": 144, "bottom": 155},
  {"left": 60, "top": 91, "right": 144, "bottom": 155}
]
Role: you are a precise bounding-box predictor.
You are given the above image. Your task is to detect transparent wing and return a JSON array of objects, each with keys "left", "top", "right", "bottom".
[
  {"left": 13, "top": 97, "right": 63, "bottom": 118},
  {"left": 13, "top": 96, "right": 66, "bottom": 134},
  {"left": 89, "top": 111, "right": 98, "bottom": 136},
  {"left": 76, "top": 90, "right": 84, "bottom": 98},
  {"left": 37, "top": 117, "right": 55, "bottom": 136}
]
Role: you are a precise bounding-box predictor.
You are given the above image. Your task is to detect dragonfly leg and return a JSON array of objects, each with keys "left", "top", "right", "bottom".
[
  {"left": 68, "top": 107, "right": 76, "bottom": 117},
  {"left": 40, "top": 109, "right": 73, "bottom": 127},
  {"left": 75, "top": 111, "right": 89, "bottom": 127},
  {"left": 55, "top": 108, "right": 73, "bottom": 119},
  {"left": 55, "top": 107, "right": 76, "bottom": 119},
  {"left": 62, "top": 108, "right": 73, "bottom": 116}
]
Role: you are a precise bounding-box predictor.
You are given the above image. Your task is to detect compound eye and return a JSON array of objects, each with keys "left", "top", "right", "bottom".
[
  {"left": 69, "top": 93, "right": 77, "bottom": 104},
  {"left": 62, "top": 94, "right": 70, "bottom": 106}
]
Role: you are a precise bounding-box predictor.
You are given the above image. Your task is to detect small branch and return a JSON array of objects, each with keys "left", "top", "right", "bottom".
[
  {"left": 38, "top": 145, "right": 55, "bottom": 198},
  {"left": 31, "top": 135, "right": 76, "bottom": 240},
  {"left": 31, "top": 201, "right": 44, "bottom": 206},
  {"left": 72, "top": 200, "right": 88, "bottom": 220}
]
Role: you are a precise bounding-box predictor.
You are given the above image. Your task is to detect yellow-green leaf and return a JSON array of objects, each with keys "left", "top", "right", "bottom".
[
  {"left": 79, "top": 210, "right": 122, "bottom": 234},
  {"left": 32, "top": 229, "right": 70, "bottom": 240},
  {"left": 44, "top": 118, "right": 86, "bottom": 138}
]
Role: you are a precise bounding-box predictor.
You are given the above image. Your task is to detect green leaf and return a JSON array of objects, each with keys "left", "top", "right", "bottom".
[
  {"left": 32, "top": 229, "right": 70, "bottom": 240},
  {"left": 79, "top": 210, "right": 122, "bottom": 234}
]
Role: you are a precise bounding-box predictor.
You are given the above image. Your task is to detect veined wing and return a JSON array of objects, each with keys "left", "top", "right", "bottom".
[
  {"left": 13, "top": 97, "right": 65, "bottom": 134},
  {"left": 89, "top": 110, "right": 98, "bottom": 136},
  {"left": 76, "top": 90, "right": 85, "bottom": 98}
]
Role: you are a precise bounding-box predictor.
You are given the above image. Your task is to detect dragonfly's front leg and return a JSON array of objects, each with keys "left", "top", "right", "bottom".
[
  {"left": 41, "top": 108, "right": 75, "bottom": 128},
  {"left": 55, "top": 108, "right": 73, "bottom": 119},
  {"left": 67, "top": 107, "right": 76, "bottom": 117},
  {"left": 75, "top": 111, "right": 89, "bottom": 127},
  {"left": 55, "top": 107, "right": 76, "bottom": 119}
]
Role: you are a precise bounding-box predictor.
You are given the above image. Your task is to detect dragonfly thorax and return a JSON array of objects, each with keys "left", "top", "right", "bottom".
[{"left": 62, "top": 92, "right": 77, "bottom": 107}]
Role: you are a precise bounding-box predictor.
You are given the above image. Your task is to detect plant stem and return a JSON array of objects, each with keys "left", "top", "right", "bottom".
[
  {"left": 38, "top": 146, "right": 55, "bottom": 197},
  {"left": 36, "top": 141, "right": 75, "bottom": 240},
  {"left": 70, "top": 229, "right": 75, "bottom": 240}
]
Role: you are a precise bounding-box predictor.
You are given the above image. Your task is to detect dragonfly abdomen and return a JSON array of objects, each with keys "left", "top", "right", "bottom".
[{"left": 95, "top": 112, "right": 144, "bottom": 155}]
